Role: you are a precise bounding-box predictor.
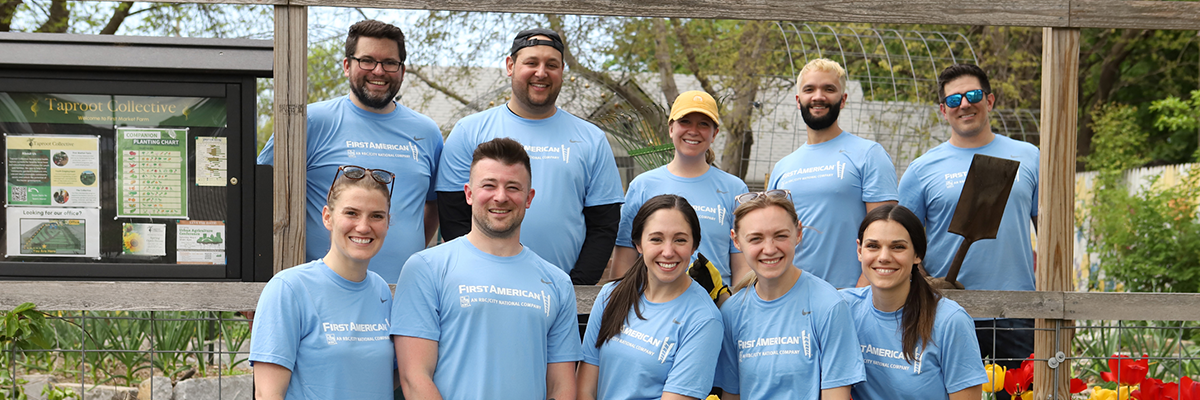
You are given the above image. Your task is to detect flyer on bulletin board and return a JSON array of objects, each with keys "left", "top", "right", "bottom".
[
  {"left": 5, "top": 207, "right": 100, "bottom": 258},
  {"left": 121, "top": 223, "right": 166, "bottom": 256},
  {"left": 5, "top": 135, "right": 101, "bottom": 208},
  {"left": 116, "top": 127, "right": 188, "bottom": 219},
  {"left": 177, "top": 220, "right": 225, "bottom": 264},
  {"left": 195, "top": 137, "right": 227, "bottom": 187}
]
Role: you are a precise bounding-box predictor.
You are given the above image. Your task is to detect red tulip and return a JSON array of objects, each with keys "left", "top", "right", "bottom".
[
  {"left": 1101, "top": 354, "right": 1150, "bottom": 386},
  {"left": 1071, "top": 378, "right": 1088, "bottom": 394}
]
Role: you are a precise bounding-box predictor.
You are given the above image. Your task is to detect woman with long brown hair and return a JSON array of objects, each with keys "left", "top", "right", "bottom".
[
  {"left": 840, "top": 204, "right": 987, "bottom": 400},
  {"left": 578, "top": 194, "right": 723, "bottom": 400}
]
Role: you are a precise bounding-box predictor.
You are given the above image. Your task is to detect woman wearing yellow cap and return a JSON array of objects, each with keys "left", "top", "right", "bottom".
[{"left": 608, "top": 91, "right": 750, "bottom": 298}]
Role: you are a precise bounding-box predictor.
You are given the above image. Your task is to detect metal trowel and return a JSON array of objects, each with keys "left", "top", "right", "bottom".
[{"left": 942, "top": 154, "right": 1021, "bottom": 289}]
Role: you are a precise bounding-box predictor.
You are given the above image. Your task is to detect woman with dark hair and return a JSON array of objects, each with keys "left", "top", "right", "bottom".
[
  {"left": 840, "top": 204, "right": 987, "bottom": 400},
  {"left": 578, "top": 194, "right": 724, "bottom": 400},
  {"left": 250, "top": 165, "right": 397, "bottom": 400},
  {"left": 715, "top": 190, "right": 864, "bottom": 400}
]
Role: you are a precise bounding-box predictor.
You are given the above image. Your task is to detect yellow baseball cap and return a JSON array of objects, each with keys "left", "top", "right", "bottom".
[{"left": 669, "top": 90, "right": 721, "bottom": 126}]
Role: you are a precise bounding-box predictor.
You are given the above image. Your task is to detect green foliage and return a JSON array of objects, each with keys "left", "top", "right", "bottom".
[
  {"left": 1, "top": 303, "right": 53, "bottom": 350},
  {"left": 42, "top": 384, "right": 78, "bottom": 400},
  {"left": 1082, "top": 103, "right": 1200, "bottom": 293}
]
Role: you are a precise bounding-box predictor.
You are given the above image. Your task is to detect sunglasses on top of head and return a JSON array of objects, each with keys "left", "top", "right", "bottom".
[
  {"left": 327, "top": 165, "right": 395, "bottom": 198},
  {"left": 942, "top": 89, "right": 988, "bottom": 108}
]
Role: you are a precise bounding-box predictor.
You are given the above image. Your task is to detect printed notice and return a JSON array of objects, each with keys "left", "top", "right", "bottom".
[
  {"left": 5, "top": 207, "right": 100, "bottom": 258},
  {"left": 117, "top": 127, "right": 188, "bottom": 219},
  {"left": 121, "top": 223, "right": 166, "bottom": 256},
  {"left": 5, "top": 135, "right": 100, "bottom": 207},
  {"left": 195, "top": 137, "right": 227, "bottom": 186},
  {"left": 177, "top": 220, "right": 224, "bottom": 264}
]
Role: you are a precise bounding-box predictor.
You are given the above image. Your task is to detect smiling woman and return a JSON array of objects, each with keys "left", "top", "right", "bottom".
[
  {"left": 249, "top": 165, "right": 397, "bottom": 400},
  {"left": 839, "top": 204, "right": 988, "bottom": 400},
  {"left": 578, "top": 194, "right": 724, "bottom": 400}
]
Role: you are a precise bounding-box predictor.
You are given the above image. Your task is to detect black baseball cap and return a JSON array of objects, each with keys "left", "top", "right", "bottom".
[{"left": 510, "top": 28, "right": 564, "bottom": 58}]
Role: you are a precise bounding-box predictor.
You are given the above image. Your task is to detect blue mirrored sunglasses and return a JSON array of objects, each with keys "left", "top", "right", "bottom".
[{"left": 942, "top": 89, "right": 987, "bottom": 108}]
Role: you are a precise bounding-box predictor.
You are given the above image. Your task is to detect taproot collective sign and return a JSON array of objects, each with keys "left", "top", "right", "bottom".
[{"left": 0, "top": 93, "right": 226, "bottom": 128}]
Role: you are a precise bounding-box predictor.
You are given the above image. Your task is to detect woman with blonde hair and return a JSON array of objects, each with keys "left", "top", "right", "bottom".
[
  {"left": 251, "top": 165, "right": 397, "bottom": 400},
  {"left": 714, "top": 190, "right": 864, "bottom": 400},
  {"left": 609, "top": 91, "right": 748, "bottom": 297}
]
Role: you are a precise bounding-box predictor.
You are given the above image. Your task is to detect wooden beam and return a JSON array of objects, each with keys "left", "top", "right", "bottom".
[
  {"left": 272, "top": 5, "right": 308, "bottom": 274},
  {"left": 4, "top": 282, "right": 1200, "bottom": 320},
  {"left": 1034, "top": 26, "right": 1080, "bottom": 400},
  {"left": 288, "top": 0, "right": 1070, "bottom": 27},
  {"left": 1071, "top": 0, "right": 1200, "bottom": 30}
]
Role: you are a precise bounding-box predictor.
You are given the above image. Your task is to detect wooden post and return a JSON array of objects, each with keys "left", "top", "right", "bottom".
[
  {"left": 272, "top": 5, "right": 308, "bottom": 273},
  {"left": 1035, "top": 26, "right": 1079, "bottom": 400}
]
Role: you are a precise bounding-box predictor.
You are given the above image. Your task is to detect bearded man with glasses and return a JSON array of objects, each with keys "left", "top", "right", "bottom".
[
  {"left": 258, "top": 19, "right": 443, "bottom": 283},
  {"left": 898, "top": 64, "right": 1039, "bottom": 398}
]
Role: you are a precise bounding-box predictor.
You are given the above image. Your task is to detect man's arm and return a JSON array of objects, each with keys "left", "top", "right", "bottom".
[
  {"left": 574, "top": 362, "right": 598, "bottom": 400},
  {"left": 608, "top": 246, "right": 638, "bottom": 283},
  {"left": 546, "top": 361, "right": 577, "bottom": 400},
  {"left": 721, "top": 391, "right": 740, "bottom": 400},
  {"left": 570, "top": 203, "right": 620, "bottom": 285},
  {"left": 436, "top": 191, "right": 471, "bottom": 242},
  {"left": 395, "top": 336, "right": 443, "bottom": 400},
  {"left": 423, "top": 201, "right": 439, "bottom": 246},
  {"left": 252, "top": 362, "right": 290, "bottom": 400}
]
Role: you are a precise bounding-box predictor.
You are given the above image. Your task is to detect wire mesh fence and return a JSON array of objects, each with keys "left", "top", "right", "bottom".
[
  {"left": 974, "top": 318, "right": 1200, "bottom": 400},
  {"left": 3, "top": 311, "right": 252, "bottom": 400}
]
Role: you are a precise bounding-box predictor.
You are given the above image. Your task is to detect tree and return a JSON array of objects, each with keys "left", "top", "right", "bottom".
[{"left": 1, "top": 1, "right": 270, "bottom": 37}]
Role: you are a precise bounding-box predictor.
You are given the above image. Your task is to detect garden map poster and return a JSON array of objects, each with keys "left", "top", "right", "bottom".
[
  {"left": 116, "top": 127, "right": 188, "bottom": 219},
  {"left": 5, "top": 207, "right": 100, "bottom": 258},
  {"left": 5, "top": 135, "right": 100, "bottom": 208}
]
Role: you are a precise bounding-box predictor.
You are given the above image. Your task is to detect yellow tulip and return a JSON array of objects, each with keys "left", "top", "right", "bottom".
[
  {"left": 1090, "top": 386, "right": 1117, "bottom": 400},
  {"left": 982, "top": 364, "right": 1006, "bottom": 393},
  {"left": 1020, "top": 392, "right": 1034, "bottom": 400}
]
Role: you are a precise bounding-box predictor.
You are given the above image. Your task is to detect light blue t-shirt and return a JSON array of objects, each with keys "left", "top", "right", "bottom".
[
  {"left": 435, "top": 106, "right": 625, "bottom": 273},
  {"left": 581, "top": 280, "right": 723, "bottom": 400},
  {"left": 714, "top": 271, "right": 865, "bottom": 399},
  {"left": 257, "top": 96, "right": 443, "bottom": 281},
  {"left": 897, "top": 135, "right": 1039, "bottom": 291},
  {"left": 768, "top": 131, "right": 898, "bottom": 288},
  {"left": 839, "top": 287, "right": 989, "bottom": 400},
  {"left": 390, "top": 237, "right": 582, "bottom": 400},
  {"left": 249, "top": 260, "right": 394, "bottom": 400},
  {"left": 617, "top": 166, "right": 748, "bottom": 285}
]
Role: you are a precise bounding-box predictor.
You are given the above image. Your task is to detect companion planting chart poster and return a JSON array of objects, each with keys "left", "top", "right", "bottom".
[{"left": 116, "top": 127, "right": 188, "bottom": 219}]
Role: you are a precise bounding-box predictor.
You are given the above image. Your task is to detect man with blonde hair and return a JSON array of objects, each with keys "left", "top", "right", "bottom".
[{"left": 766, "top": 58, "right": 899, "bottom": 288}]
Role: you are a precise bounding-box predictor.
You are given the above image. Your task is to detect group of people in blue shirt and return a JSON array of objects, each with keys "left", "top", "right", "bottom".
[{"left": 250, "top": 18, "right": 1038, "bottom": 400}]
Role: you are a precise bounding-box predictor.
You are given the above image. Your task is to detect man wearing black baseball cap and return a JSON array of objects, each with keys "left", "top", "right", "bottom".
[{"left": 435, "top": 27, "right": 624, "bottom": 286}]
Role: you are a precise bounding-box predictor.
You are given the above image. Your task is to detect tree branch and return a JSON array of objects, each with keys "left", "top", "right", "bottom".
[
  {"left": 407, "top": 67, "right": 477, "bottom": 110},
  {"left": 651, "top": 18, "right": 679, "bottom": 104},
  {"left": 100, "top": 2, "right": 134, "bottom": 35},
  {"left": 547, "top": 14, "right": 656, "bottom": 114},
  {"left": 671, "top": 18, "right": 717, "bottom": 95},
  {"left": 35, "top": 0, "right": 69, "bottom": 33},
  {"left": 0, "top": 0, "right": 23, "bottom": 32}
]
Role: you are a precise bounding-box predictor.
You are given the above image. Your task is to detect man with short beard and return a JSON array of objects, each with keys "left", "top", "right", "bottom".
[
  {"left": 766, "top": 58, "right": 899, "bottom": 289},
  {"left": 435, "top": 27, "right": 623, "bottom": 285},
  {"left": 258, "top": 20, "right": 442, "bottom": 282}
]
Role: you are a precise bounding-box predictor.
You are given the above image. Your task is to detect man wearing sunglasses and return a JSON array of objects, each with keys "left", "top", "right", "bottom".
[
  {"left": 258, "top": 20, "right": 443, "bottom": 282},
  {"left": 435, "top": 27, "right": 624, "bottom": 285},
  {"left": 766, "top": 58, "right": 899, "bottom": 289},
  {"left": 898, "top": 64, "right": 1039, "bottom": 397}
]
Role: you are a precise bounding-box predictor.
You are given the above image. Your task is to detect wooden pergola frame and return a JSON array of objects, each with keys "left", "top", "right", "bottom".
[
  {"left": 0, "top": 1, "right": 1192, "bottom": 398},
  {"left": 265, "top": 2, "right": 1195, "bottom": 398}
]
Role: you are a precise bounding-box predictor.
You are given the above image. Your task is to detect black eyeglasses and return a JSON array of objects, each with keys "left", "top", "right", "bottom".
[
  {"left": 942, "top": 89, "right": 987, "bottom": 108},
  {"left": 348, "top": 56, "right": 403, "bottom": 73},
  {"left": 735, "top": 189, "right": 791, "bottom": 205},
  {"left": 328, "top": 165, "right": 395, "bottom": 198}
]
